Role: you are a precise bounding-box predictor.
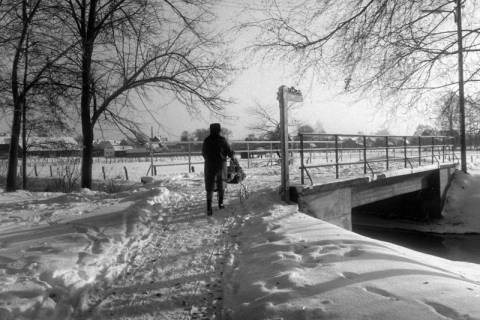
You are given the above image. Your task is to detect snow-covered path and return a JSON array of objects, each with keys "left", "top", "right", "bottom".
[{"left": 81, "top": 177, "right": 246, "bottom": 320}]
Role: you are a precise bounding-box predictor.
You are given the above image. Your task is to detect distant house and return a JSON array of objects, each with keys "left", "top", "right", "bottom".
[
  {"left": 103, "top": 142, "right": 133, "bottom": 157},
  {"left": 125, "top": 146, "right": 148, "bottom": 156},
  {"left": 26, "top": 136, "right": 80, "bottom": 157},
  {"left": 0, "top": 143, "right": 9, "bottom": 159},
  {"left": 95, "top": 139, "right": 121, "bottom": 148},
  {"left": 0, "top": 143, "right": 23, "bottom": 159},
  {"left": 93, "top": 140, "right": 121, "bottom": 157},
  {"left": 0, "top": 134, "right": 21, "bottom": 158},
  {"left": 149, "top": 136, "right": 169, "bottom": 152}
]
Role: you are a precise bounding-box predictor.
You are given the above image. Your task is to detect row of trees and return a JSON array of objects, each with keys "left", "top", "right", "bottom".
[
  {"left": 245, "top": 101, "right": 326, "bottom": 141},
  {"left": 246, "top": 90, "right": 480, "bottom": 141},
  {"left": 1, "top": 0, "right": 231, "bottom": 191},
  {"left": 413, "top": 91, "right": 480, "bottom": 137},
  {"left": 180, "top": 127, "right": 233, "bottom": 142}
]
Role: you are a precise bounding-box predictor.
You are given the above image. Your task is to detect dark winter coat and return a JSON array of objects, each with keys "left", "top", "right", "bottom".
[{"left": 202, "top": 132, "right": 234, "bottom": 191}]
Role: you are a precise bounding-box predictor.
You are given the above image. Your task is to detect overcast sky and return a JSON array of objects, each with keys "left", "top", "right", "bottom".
[{"left": 136, "top": 1, "right": 433, "bottom": 141}]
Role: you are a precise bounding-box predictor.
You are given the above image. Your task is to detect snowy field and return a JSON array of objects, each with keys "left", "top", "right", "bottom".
[{"left": 1, "top": 156, "right": 480, "bottom": 319}]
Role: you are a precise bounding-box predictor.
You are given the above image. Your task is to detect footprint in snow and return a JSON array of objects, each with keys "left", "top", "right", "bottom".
[{"left": 364, "top": 286, "right": 400, "bottom": 301}]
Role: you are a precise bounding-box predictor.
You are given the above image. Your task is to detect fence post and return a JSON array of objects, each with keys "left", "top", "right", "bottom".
[
  {"left": 50, "top": 165, "right": 53, "bottom": 177},
  {"left": 270, "top": 142, "right": 273, "bottom": 166},
  {"left": 418, "top": 136, "right": 422, "bottom": 165},
  {"left": 34, "top": 164, "right": 38, "bottom": 177},
  {"left": 334, "top": 135, "right": 339, "bottom": 179},
  {"left": 247, "top": 142, "right": 250, "bottom": 168},
  {"left": 300, "top": 134, "right": 304, "bottom": 184},
  {"left": 188, "top": 142, "right": 192, "bottom": 173},
  {"left": 450, "top": 137, "right": 455, "bottom": 161},
  {"left": 385, "top": 136, "right": 389, "bottom": 170},
  {"left": 403, "top": 137, "right": 407, "bottom": 168},
  {"left": 442, "top": 137, "right": 446, "bottom": 162},
  {"left": 150, "top": 126, "right": 154, "bottom": 176},
  {"left": 102, "top": 166, "right": 106, "bottom": 180},
  {"left": 363, "top": 135, "right": 367, "bottom": 174},
  {"left": 124, "top": 166, "right": 129, "bottom": 180},
  {"left": 431, "top": 137, "right": 435, "bottom": 164}
]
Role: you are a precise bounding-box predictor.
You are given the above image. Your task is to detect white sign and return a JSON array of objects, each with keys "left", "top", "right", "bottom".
[{"left": 285, "top": 87, "right": 303, "bottom": 102}]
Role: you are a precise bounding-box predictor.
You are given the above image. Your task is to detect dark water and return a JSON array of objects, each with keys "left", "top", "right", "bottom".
[{"left": 353, "top": 224, "right": 480, "bottom": 264}]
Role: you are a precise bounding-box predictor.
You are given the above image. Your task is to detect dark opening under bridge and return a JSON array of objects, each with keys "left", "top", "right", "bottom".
[{"left": 287, "top": 133, "right": 458, "bottom": 230}]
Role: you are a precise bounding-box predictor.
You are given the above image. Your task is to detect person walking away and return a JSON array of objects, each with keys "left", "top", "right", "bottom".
[{"left": 202, "top": 123, "right": 235, "bottom": 216}]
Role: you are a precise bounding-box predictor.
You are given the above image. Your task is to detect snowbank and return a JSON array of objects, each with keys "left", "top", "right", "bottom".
[
  {"left": 224, "top": 190, "right": 480, "bottom": 319},
  {"left": 440, "top": 169, "right": 480, "bottom": 232},
  {"left": 0, "top": 184, "right": 177, "bottom": 319}
]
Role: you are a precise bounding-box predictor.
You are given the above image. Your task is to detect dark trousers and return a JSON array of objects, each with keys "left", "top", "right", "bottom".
[{"left": 205, "top": 162, "right": 226, "bottom": 208}]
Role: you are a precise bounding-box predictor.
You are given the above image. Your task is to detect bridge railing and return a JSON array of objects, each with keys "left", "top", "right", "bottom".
[{"left": 298, "top": 133, "right": 457, "bottom": 184}]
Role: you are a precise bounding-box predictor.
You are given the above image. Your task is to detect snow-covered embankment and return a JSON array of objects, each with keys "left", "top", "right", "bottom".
[{"left": 223, "top": 175, "right": 480, "bottom": 320}]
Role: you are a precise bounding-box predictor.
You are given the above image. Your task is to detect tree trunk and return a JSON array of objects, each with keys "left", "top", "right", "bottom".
[
  {"left": 5, "top": 108, "right": 21, "bottom": 191},
  {"left": 22, "top": 100, "right": 27, "bottom": 189},
  {"left": 80, "top": 51, "right": 93, "bottom": 188},
  {"left": 79, "top": 0, "right": 97, "bottom": 189},
  {"left": 81, "top": 124, "right": 93, "bottom": 188},
  {"left": 22, "top": 30, "right": 29, "bottom": 190}
]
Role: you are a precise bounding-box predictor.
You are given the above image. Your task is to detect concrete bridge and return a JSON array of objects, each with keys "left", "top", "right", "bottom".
[
  {"left": 292, "top": 164, "right": 457, "bottom": 230},
  {"left": 273, "top": 112, "right": 458, "bottom": 229}
]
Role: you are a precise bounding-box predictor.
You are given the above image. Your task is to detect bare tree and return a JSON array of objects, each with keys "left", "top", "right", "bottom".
[
  {"left": 180, "top": 130, "right": 193, "bottom": 141},
  {"left": 247, "top": 101, "right": 299, "bottom": 140},
  {"left": 436, "top": 90, "right": 459, "bottom": 134},
  {"left": 436, "top": 90, "right": 480, "bottom": 135},
  {"left": 55, "top": 0, "right": 232, "bottom": 188},
  {"left": 1, "top": 0, "right": 72, "bottom": 191},
  {"left": 413, "top": 124, "right": 436, "bottom": 136},
  {"left": 244, "top": 1, "right": 480, "bottom": 108},
  {"left": 193, "top": 128, "right": 210, "bottom": 141}
]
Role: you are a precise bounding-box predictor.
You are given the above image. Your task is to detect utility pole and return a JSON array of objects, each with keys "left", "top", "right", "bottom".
[
  {"left": 422, "top": 1, "right": 467, "bottom": 173},
  {"left": 456, "top": 0, "right": 467, "bottom": 173}
]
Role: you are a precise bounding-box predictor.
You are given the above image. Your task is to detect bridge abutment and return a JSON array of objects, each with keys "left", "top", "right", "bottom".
[{"left": 295, "top": 165, "right": 457, "bottom": 230}]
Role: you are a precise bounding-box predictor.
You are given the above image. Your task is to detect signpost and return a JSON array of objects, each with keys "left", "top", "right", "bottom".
[{"left": 278, "top": 85, "right": 303, "bottom": 202}]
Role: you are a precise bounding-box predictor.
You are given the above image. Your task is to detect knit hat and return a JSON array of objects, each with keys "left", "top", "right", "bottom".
[{"left": 210, "top": 123, "right": 221, "bottom": 135}]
